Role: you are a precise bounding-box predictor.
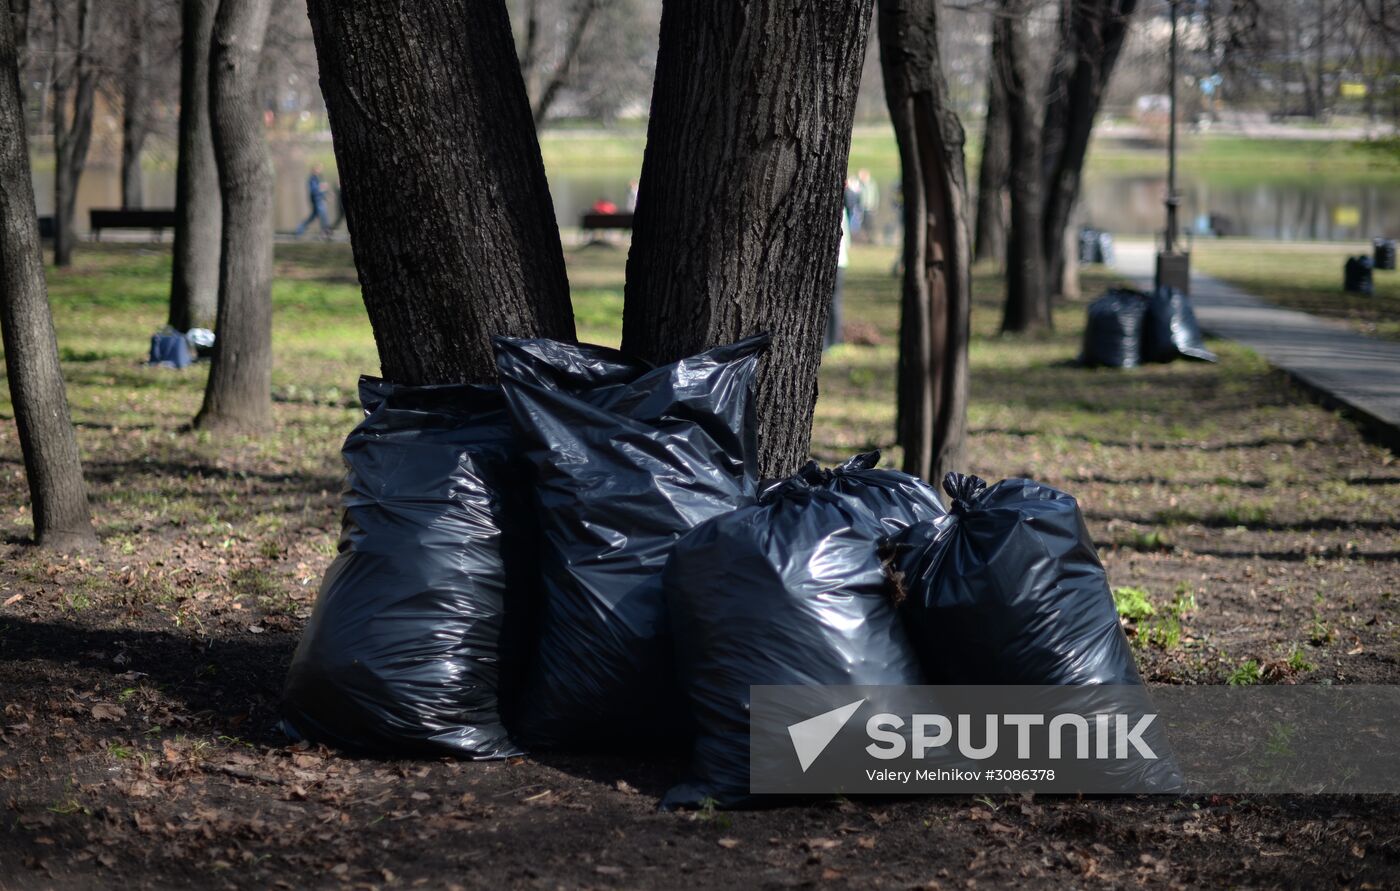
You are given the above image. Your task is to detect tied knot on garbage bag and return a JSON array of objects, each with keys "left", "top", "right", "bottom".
[{"left": 943, "top": 471, "right": 987, "bottom": 515}]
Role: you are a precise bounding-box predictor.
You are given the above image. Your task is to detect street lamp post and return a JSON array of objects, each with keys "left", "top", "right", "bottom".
[{"left": 1156, "top": 0, "right": 1191, "bottom": 294}]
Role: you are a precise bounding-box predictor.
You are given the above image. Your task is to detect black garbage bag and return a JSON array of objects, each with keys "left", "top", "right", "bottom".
[
  {"left": 793, "top": 451, "right": 947, "bottom": 528},
  {"left": 1079, "top": 288, "right": 1148, "bottom": 368},
  {"left": 882, "top": 472, "right": 1140, "bottom": 686},
  {"left": 1344, "top": 255, "right": 1375, "bottom": 296},
  {"left": 1143, "top": 287, "right": 1217, "bottom": 364},
  {"left": 494, "top": 334, "right": 768, "bottom": 750},
  {"left": 281, "top": 378, "right": 526, "bottom": 759},
  {"left": 661, "top": 454, "right": 938, "bottom": 809}
]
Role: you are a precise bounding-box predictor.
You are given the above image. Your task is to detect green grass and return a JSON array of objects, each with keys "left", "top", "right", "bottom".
[
  {"left": 1113, "top": 586, "right": 1156, "bottom": 621},
  {"left": 1, "top": 237, "right": 1398, "bottom": 692},
  {"left": 532, "top": 128, "right": 1400, "bottom": 185},
  {"left": 1, "top": 240, "right": 1395, "bottom": 551},
  {"left": 1191, "top": 240, "right": 1400, "bottom": 340}
]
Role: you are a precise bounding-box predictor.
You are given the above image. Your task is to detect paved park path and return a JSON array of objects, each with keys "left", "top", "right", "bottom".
[{"left": 1113, "top": 241, "right": 1400, "bottom": 445}]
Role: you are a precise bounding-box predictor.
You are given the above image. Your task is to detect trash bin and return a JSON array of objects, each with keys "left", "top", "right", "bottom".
[
  {"left": 1374, "top": 238, "right": 1397, "bottom": 271},
  {"left": 1344, "top": 255, "right": 1374, "bottom": 296}
]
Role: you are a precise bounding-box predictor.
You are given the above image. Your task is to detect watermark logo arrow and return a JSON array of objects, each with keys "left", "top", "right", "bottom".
[{"left": 788, "top": 698, "right": 865, "bottom": 772}]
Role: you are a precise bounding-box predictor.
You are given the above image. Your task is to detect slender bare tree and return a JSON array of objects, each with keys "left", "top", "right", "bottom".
[
  {"left": 168, "top": 0, "right": 220, "bottom": 332},
  {"left": 193, "top": 0, "right": 274, "bottom": 431},
  {"left": 996, "top": 0, "right": 1051, "bottom": 333},
  {"left": 879, "top": 0, "right": 972, "bottom": 482},
  {"left": 119, "top": 0, "right": 148, "bottom": 209},
  {"left": 0, "top": 4, "right": 96, "bottom": 550},
  {"left": 50, "top": 0, "right": 97, "bottom": 267},
  {"left": 973, "top": 52, "right": 1009, "bottom": 266}
]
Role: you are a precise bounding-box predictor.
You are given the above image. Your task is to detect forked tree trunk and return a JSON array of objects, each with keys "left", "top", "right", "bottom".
[
  {"left": 168, "top": 0, "right": 221, "bottom": 331},
  {"left": 0, "top": 8, "right": 96, "bottom": 550},
  {"left": 878, "top": 0, "right": 971, "bottom": 484},
  {"left": 996, "top": 0, "right": 1050, "bottom": 333},
  {"left": 1040, "top": 0, "right": 1136, "bottom": 297},
  {"left": 51, "top": 0, "right": 96, "bottom": 268},
  {"left": 972, "top": 53, "right": 1008, "bottom": 265},
  {"left": 303, "top": 0, "right": 575, "bottom": 385},
  {"left": 120, "top": 0, "right": 147, "bottom": 209},
  {"left": 622, "top": 0, "right": 874, "bottom": 479},
  {"left": 194, "top": 0, "right": 274, "bottom": 431}
]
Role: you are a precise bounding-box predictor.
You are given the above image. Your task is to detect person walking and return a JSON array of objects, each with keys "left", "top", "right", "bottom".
[
  {"left": 295, "top": 164, "right": 332, "bottom": 238},
  {"left": 857, "top": 169, "right": 880, "bottom": 243}
]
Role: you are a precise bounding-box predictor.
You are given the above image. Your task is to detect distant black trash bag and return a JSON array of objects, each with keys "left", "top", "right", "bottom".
[
  {"left": 1374, "top": 237, "right": 1396, "bottom": 271},
  {"left": 281, "top": 378, "right": 524, "bottom": 760},
  {"left": 494, "top": 334, "right": 768, "bottom": 750},
  {"left": 882, "top": 472, "right": 1140, "bottom": 686},
  {"left": 1143, "top": 287, "right": 1217, "bottom": 364},
  {"left": 662, "top": 453, "right": 936, "bottom": 809},
  {"left": 1344, "top": 255, "right": 1374, "bottom": 296},
  {"left": 1079, "top": 288, "right": 1148, "bottom": 368}
]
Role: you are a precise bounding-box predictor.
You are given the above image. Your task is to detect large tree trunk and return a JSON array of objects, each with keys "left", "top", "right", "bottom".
[
  {"left": 996, "top": 0, "right": 1050, "bottom": 333},
  {"left": 120, "top": 0, "right": 147, "bottom": 210},
  {"left": 622, "top": 0, "right": 874, "bottom": 479},
  {"left": 193, "top": 0, "right": 274, "bottom": 432},
  {"left": 168, "top": 0, "right": 221, "bottom": 331},
  {"left": 878, "top": 0, "right": 971, "bottom": 484},
  {"left": 0, "top": 8, "right": 95, "bottom": 551},
  {"left": 51, "top": 0, "right": 96, "bottom": 268},
  {"left": 1040, "top": 0, "right": 1136, "bottom": 298},
  {"left": 972, "top": 51, "right": 1008, "bottom": 265},
  {"left": 303, "top": 0, "right": 575, "bottom": 386}
]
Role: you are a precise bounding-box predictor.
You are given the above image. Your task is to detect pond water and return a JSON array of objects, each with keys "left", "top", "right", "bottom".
[{"left": 31, "top": 157, "right": 1399, "bottom": 244}]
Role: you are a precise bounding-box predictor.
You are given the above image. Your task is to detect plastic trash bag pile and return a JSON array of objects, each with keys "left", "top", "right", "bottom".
[
  {"left": 1080, "top": 287, "right": 1217, "bottom": 368},
  {"left": 283, "top": 335, "right": 1161, "bottom": 805}
]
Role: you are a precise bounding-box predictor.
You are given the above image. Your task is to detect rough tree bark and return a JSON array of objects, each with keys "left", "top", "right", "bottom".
[
  {"left": 878, "top": 0, "right": 971, "bottom": 483},
  {"left": 0, "top": 7, "right": 96, "bottom": 550},
  {"left": 193, "top": 0, "right": 274, "bottom": 431},
  {"left": 622, "top": 0, "right": 874, "bottom": 479},
  {"left": 120, "top": 0, "right": 147, "bottom": 209},
  {"left": 996, "top": 0, "right": 1051, "bottom": 333},
  {"left": 972, "top": 51, "right": 1008, "bottom": 265},
  {"left": 50, "top": 0, "right": 97, "bottom": 268},
  {"left": 303, "top": 0, "right": 575, "bottom": 385},
  {"left": 168, "top": 0, "right": 221, "bottom": 331},
  {"left": 1040, "top": 0, "right": 1137, "bottom": 297}
]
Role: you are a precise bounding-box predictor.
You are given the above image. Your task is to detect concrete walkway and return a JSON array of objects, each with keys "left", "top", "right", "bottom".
[{"left": 1113, "top": 241, "right": 1400, "bottom": 446}]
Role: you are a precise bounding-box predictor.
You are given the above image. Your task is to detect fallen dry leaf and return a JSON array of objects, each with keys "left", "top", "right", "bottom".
[
  {"left": 3, "top": 593, "right": 23, "bottom": 607},
  {"left": 90, "top": 703, "right": 125, "bottom": 721},
  {"left": 717, "top": 837, "right": 739, "bottom": 849}
]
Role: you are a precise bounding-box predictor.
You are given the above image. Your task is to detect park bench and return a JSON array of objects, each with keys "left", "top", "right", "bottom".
[
  {"left": 89, "top": 208, "right": 178, "bottom": 241},
  {"left": 579, "top": 211, "right": 634, "bottom": 248}
]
